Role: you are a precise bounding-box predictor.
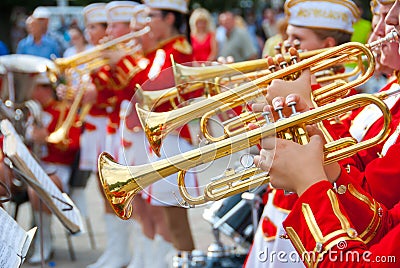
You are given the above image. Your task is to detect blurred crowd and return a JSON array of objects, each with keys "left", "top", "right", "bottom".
[
  {"left": 1, "top": 1, "right": 372, "bottom": 65},
  {"left": 2, "top": 1, "right": 367, "bottom": 60}
]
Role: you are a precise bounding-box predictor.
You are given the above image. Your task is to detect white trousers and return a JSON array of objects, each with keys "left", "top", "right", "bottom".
[{"left": 79, "top": 115, "right": 108, "bottom": 172}]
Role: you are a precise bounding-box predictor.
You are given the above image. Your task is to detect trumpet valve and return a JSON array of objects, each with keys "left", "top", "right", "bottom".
[
  {"left": 268, "top": 64, "right": 276, "bottom": 73},
  {"left": 284, "top": 41, "right": 291, "bottom": 53},
  {"left": 274, "top": 106, "right": 285, "bottom": 121},
  {"left": 274, "top": 43, "right": 282, "bottom": 55},
  {"left": 261, "top": 111, "right": 271, "bottom": 124},
  {"left": 290, "top": 55, "right": 298, "bottom": 65},
  {"left": 288, "top": 101, "right": 300, "bottom": 117},
  {"left": 293, "top": 125, "right": 309, "bottom": 145},
  {"left": 279, "top": 59, "right": 288, "bottom": 69},
  {"left": 293, "top": 39, "right": 301, "bottom": 50}
]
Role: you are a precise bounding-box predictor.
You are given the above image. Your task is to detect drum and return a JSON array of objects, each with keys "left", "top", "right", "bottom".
[
  {"left": 204, "top": 254, "right": 247, "bottom": 268},
  {"left": 203, "top": 191, "right": 264, "bottom": 249},
  {"left": 173, "top": 250, "right": 247, "bottom": 268}
]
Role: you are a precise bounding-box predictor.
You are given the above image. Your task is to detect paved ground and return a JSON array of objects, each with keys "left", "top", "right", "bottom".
[{"left": 9, "top": 150, "right": 252, "bottom": 268}]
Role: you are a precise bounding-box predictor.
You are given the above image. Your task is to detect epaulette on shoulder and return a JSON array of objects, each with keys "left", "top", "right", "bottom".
[{"left": 172, "top": 39, "right": 192, "bottom": 55}]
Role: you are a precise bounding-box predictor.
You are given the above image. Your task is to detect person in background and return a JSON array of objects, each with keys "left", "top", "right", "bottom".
[
  {"left": 189, "top": 7, "right": 218, "bottom": 64},
  {"left": 98, "top": 5, "right": 156, "bottom": 267},
  {"left": 55, "top": 3, "right": 118, "bottom": 268},
  {"left": 85, "top": 2, "right": 142, "bottom": 268},
  {"left": 33, "top": 6, "right": 69, "bottom": 55},
  {"left": 63, "top": 25, "right": 92, "bottom": 58},
  {"left": 262, "top": 16, "right": 288, "bottom": 57},
  {"left": 25, "top": 72, "right": 81, "bottom": 264},
  {"left": 61, "top": 3, "right": 109, "bottom": 228},
  {"left": 215, "top": 12, "right": 227, "bottom": 55},
  {"left": 261, "top": 6, "right": 278, "bottom": 40},
  {"left": 246, "top": 11, "right": 266, "bottom": 58},
  {"left": 10, "top": 6, "right": 28, "bottom": 53},
  {"left": 55, "top": 13, "right": 97, "bottom": 266},
  {"left": 16, "top": 7, "right": 61, "bottom": 59},
  {"left": 218, "top": 11, "right": 258, "bottom": 62},
  {"left": 244, "top": 0, "right": 360, "bottom": 267},
  {"left": 84, "top": 4, "right": 108, "bottom": 47},
  {"left": 88, "top": 1, "right": 200, "bottom": 266},
  {"left": 0, "top": 41, "right": 9, "bottom": 56},
  {"left": 112, "top": 0, "right": 201, "bottom": 266}
]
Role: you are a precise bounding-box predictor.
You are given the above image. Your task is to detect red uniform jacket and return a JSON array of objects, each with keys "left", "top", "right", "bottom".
[
  {"left": 110, "top": 35, "right": 201, "bottom": 144},
  {"left": 325, "top": 80, "right": 400, "bottom": 170},
  {"left": 283, "top": 178, "right": 400, "bottom": 267},
  {"left": 41, "top": 100, "right": 81, "bottom": 165},
  {"left": 89, "top": 66, "right": 117, "bottom": 116},
  {"left": 87, "top": 66, "right": 117, "bottom": 133}
]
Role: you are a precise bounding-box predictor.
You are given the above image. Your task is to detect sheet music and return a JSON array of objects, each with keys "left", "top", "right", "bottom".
[
  {"left": 0, "top": 207, "right": 36, "bottom": 268},
  {"left": 1, "top": 119, "right": 83, "bottom": 234}
]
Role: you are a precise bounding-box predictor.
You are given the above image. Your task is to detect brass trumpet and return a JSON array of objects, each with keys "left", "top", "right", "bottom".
[
  {"left": 54, "top": 26, "right": 150, "bottom": 72},
  {"left": 173, "top": 55, "right": 270, "bottom": 87},
  {"left": 46, "top": 27, "right": 151, "bottom": 144},
  {"left": 171, "top": 47, "right": 338, "bottom": 86},
  {"left": 135, "top": 82, "right": 206, "bottom": 110},
  {"left": 138, "top": 47, "right": 364, "bottom": 111},
  {"left": 99, "top": 91, "right": 394, "bottom": 219},
  {"left": 137, "top": 60, "right": 364, "bottom": 117},
  {"left": 135, "top": 68, "right": 274, "bottom": 110},
  {"left": 46, "top": 74, "right": 90, "bottom": 144},
  {"left": 138, "top": 32, "right": 398, "bottom": 156},
  {"left": 199, "top": 79, "right": 351, "bottom": 143}
]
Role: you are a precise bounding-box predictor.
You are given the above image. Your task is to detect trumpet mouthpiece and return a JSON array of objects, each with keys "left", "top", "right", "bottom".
[{"left": 367, "top": 30, "right": 399, "bottom": 49}]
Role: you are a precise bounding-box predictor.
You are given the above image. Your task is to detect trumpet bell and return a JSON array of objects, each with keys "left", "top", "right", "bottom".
[
  {"left": 98, "top": 152, "right": 141, "bottom": 219},
  {"left": 98, "top": 151, "right": 173, "bottom": 219},
  {"left": 136, "top": 104, "right": 168, "bottom": 156},
  {"left": 172, "top": 56, "right": 270, "bottom": 86}
]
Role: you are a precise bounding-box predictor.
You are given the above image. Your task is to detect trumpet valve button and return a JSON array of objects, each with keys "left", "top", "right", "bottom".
[
  {"left": 287, "top": 101, "right": 299, "bottom": 116},
  {"left": 268, "top": 64, "right": 276, "bottom": 72},
  {"left": 284, "top": 41, "right": 291, "bottom": 53},
  {"left": 274, "top": 44, "right": 282, "bottom": 55},
  {"left": 279, "top": 61, "right": 288, "bottom": 69},
  {"left": 274, "top": 107, "right": 285, "bottom": 120},
  {"left": 290, "top": 55, "right": 298, "bottom": 65},
  {"left": 293, "top": 39, "right": 301, "bottom": 49},
  {"left": 261, "top": 111, "right": 271, "bottom": 124}
]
